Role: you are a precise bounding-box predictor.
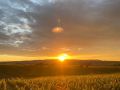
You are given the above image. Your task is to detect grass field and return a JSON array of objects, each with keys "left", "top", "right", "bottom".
[
  {"left": 0, "top": 60, "right": 120, "bottom": 90},
  {"left": 1, "top": 60, "right": 120, "bottom": 78},
  {"left": 0, "top": 74, "right": 120, "bottom": 90}
]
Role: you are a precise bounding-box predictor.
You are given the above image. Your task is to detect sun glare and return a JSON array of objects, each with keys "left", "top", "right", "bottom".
[{"left": 58, "top": 53, "right": 69, "bottom": 62}]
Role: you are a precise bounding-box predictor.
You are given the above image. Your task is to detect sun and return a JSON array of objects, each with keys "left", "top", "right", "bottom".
[{"left": 58, "top": 53, "right": 69, "bottom": 62}]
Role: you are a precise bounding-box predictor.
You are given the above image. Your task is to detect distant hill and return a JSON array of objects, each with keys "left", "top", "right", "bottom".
[
  {"left": 0, "top": 59, "right": 120, "bottom": 78},
  {"left": 0, "top": 59, "right": 120, "bottom": 66}
]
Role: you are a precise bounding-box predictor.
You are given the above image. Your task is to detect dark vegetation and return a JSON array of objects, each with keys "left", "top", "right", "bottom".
[{"left": 0, "top": 60, "right": 120, "bottom": 78}]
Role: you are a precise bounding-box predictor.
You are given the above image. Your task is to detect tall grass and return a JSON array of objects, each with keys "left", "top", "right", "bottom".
[{"left": 0, "top": 74, "right": 120, "bottom": 90}]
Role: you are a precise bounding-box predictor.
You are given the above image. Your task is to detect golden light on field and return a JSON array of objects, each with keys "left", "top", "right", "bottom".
[
  {"left": 52, "top": 26, "right": 64, "bottom": 33},
  {"left": 58, "top": 53, "right": 70, "bottom": 62}
]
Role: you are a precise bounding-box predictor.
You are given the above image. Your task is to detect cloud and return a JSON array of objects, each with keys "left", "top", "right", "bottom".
[{"left": 0, "top": 0, "right": 120, "bottom": 58}]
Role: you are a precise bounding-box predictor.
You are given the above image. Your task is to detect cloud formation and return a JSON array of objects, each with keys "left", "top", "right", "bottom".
[{"left": 0, "top": 0, "right": 120, "bottom": 60}]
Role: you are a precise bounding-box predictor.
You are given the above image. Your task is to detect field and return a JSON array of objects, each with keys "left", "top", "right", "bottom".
[
  {"left": 0, "top": 60, "right": 120, "bottom": 90},
  {"left": 0, "top": 74, "right": 120, "bottom": 90},
  {"left": 0, "top": 60, "right": 120, "bottom": 78}
]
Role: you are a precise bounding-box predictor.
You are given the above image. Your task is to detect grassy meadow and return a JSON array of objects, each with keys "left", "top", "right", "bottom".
[
  {"left": 0, "top": 74, "right": 120, "bottom": 90},
  {"left": 0, "top": 60, "right": 120, "bottom": 90}
]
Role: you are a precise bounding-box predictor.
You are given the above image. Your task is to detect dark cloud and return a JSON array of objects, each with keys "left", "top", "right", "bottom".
[{"left": 0, "top": 0, "right": 120, "bottom": 59}]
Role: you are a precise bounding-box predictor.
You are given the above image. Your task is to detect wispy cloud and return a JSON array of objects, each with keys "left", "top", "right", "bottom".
[{"left": 0, "top": 0, "right": 120, "bottom": 60}]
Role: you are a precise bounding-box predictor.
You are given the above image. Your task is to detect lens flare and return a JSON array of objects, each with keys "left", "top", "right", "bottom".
[{"left": 52, "top": 27, "right": 64, "bottom": 33}]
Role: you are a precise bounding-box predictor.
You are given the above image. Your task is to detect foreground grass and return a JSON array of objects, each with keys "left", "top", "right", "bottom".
[{"left": 0, "top": 74, "right": 120, "bottom": 90}]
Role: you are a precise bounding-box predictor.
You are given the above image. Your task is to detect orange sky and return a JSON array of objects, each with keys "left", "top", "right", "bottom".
[
  {"left": 0, "top": 0, "right": 120, "bottom": 61},
  {"left": 0, "top": 53, "right": 120, "bottom": 61}
]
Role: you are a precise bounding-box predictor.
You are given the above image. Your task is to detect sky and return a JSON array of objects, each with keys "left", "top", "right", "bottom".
[{"left": 0, "top": 0, "right": 120, "bottom": 61}]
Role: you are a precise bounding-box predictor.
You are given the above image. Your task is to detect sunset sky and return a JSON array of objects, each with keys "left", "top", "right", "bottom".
[{"left": 0, "top": 0, "right": 120, "bottom": 61}]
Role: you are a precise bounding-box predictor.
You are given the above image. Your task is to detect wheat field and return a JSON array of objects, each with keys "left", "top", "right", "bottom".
[{"left": 0, "top": 74, "right": 120, "bottom": 90}]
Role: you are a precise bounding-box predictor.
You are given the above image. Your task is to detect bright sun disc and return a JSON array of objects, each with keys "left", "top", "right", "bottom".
[{"left": 58, "top": 54, "right": 69, "bottom": 62}]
